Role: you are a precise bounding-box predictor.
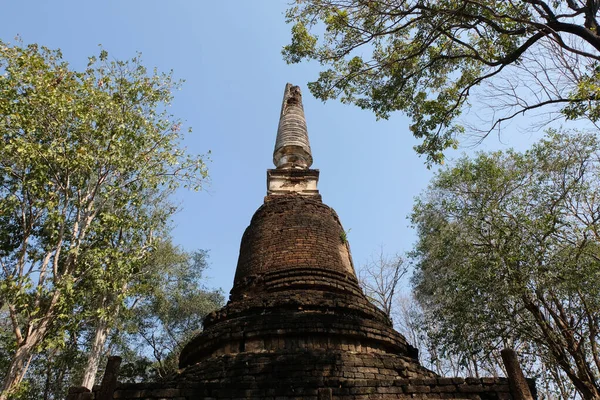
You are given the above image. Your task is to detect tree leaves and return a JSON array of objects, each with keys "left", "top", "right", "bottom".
[
  {"left": 411, "top": 130, "right": 600, "bottom": 398},
  {"left": 284, "top": 0, "right": 600, "bottom": 165},
  {"left": 0, "top": 40, "right": 209, "bottom": 397}
]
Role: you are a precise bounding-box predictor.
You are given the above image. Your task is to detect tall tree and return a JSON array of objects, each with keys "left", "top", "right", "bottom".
[
  {"left": 0, "top": 242, "right": 222, "bottom": 399},
  {"left": 0, "top": 41, "right": 208, "bottom": 398},
  {"left": 411, "top": 131, "right": 600, "bottom": 398},
  {"left": 284, "top": 1, "right": 600, "bottom": 164},
  {"left": 393, "top": 294, "right": 577, "bottom": 397}
]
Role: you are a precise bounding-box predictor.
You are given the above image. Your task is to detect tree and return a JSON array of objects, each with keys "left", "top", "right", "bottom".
[
  {"left": 394, "top": 294, "right": 506, "bottom": 378},
  {"left": 0, "top": 242, "right": 221, "bottom": 399},
  {"left": 284, "top": 1, "right": 600, "bottom": 164},
  {"left": 358, "top": 248, "right": 407, "bottom": 320},
  {"left": 2, "top": 333, "right": 85, "bottom": 400},
  {"left": 394, "top": 294, "right": 577, "bottom": 398},
  {"left": 121, "top": 242, "right": 224, "bottom": 379},
  {"left": 0, "top": 41, "right": 208, "bottom": 398},
  {"left": 410, "top": 131, "right": 600, "bottom": 398}
]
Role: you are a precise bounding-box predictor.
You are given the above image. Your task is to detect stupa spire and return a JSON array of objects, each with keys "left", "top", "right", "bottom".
[
  {"left": 267, "top": 83, "right": 320, "bottom": 197},
  {"left": 273, "top": 83, "right": 313, "bottom": 169}
]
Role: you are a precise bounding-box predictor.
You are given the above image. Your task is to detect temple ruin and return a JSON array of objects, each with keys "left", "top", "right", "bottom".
[{"left": 68, "top": 84, "right": 535, "bottom": 400}]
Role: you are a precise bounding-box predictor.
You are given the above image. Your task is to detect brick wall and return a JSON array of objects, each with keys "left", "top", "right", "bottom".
[
  {"left": 233, "top": 194, "right": 356, "bottom": 293},
  {"left": 66, "top": 193, "right": 535, "bottom": 400}
]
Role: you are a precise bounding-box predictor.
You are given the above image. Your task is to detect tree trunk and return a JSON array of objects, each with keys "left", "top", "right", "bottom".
[
  {"left": 501, "top": 348, "right": 534, "bottom": 400},
  {"left": 0, "top": 342, "right": 34, "bottom": 400},
  {"left": 80, "top": 319, "right": 110, "bottom": 389},
  {"left": 2, "top": 290, "right": 60, "bottom": 399}
]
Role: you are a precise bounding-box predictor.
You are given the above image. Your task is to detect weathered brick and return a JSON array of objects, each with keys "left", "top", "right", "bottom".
[{"left": 66, "top": 133, "right": 535, "bottom": 400}]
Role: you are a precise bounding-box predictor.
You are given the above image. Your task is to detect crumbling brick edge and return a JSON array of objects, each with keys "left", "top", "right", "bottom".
[{"left": 67, "top": 375, "right": 536, "bottom": 399}]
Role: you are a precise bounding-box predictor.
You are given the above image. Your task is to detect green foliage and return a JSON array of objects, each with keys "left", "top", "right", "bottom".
[
  {"left": 284, "top": 1, "right": 600, "bottom": 165},
  {"left": 9, "top": 339, "right": 85, "bottom": 400},
  {"left": 120, "top": 241, "right": 224, "bottom": 379},
  {"left": 411, "top": 131, "right": 600, "bottom": 398},
  {"left": 0, "top": 241, "right": 222, "bottom": 397},
  {"left": 339, "top": 228, "right": 350, "bottom": 244},
  {"left": 0, "top": 40, "right": 208, "bottom": 396}
]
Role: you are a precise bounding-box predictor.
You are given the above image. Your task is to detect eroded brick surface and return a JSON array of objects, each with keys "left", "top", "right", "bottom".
[
  {"left": 180, "top": 195, "right": 418, "bottom": 368},
  {"left": 79, "top": 359, "right": 517, "bottom": 400},
  {"left": 67, "top": 194, "right": 533, "bottom": 400}
]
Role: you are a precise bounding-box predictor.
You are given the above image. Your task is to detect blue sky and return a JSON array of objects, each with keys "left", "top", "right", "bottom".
[{"left": 1, "top": 1, "right": 546, "bottom": 294}]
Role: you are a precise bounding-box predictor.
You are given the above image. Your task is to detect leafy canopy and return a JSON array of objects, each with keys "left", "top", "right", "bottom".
[
  {"left": 284, "top": 1, "right": 600, "bottom": 165},
  {"left": 121, "top": 242, "right": 224, "bottom": 380},
  {"left": 0, "top": 40, "right": 208, "bottom": 397},
  {"left": 411, "top": 131, "right": 600, "bottom": 398}
]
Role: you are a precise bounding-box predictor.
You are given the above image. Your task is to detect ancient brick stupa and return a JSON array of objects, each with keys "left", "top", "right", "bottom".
[
  {"left": 70, "top": 84, "right": 533, "bottom": 400},
  {"left": 177, "top": 83, "right": 436, "bottom": 391}
]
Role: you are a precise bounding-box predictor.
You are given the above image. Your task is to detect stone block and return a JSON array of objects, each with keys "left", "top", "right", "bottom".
[
  {"left": 431, "top": 384, "right": 459, "bottom": 393},
  {"left": 405, "top": 385, "right": 431, "bottom": 393},
  {"left": 458, "top": 384, "right": 484, "bottom": 393},
  {"left": 317, "top": 388, "right": 332, "bottom": 400}
]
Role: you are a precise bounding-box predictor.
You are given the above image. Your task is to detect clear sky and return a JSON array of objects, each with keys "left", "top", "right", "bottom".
[{"left": 1, "top": 1, "right": 546, "bottom": 295}]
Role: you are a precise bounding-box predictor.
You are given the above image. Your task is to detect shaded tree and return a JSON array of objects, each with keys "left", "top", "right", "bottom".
[
  {"left": 411, "top": 131, "right": 600, "bottom": 398},
  {"left": 122, "top": 242, "right": 224, "bottom": 379},
  {"left": 284, "top": 1, "right": 600, "bottom": 164},
  {"left": 0, "top": 41, "right": 208, "bottom": 398},
  {"left": 0, "top": 242, "right": 222, "bottom": 398},
  {"left": 394, "top": 294, "right": 577, "bottom": 397}
]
